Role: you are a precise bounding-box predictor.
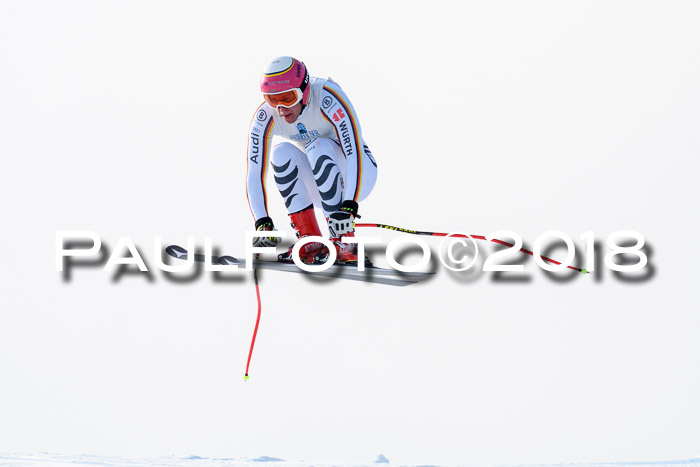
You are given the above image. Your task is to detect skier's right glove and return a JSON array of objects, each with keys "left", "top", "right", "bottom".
[
  {"left": 328, "top": 200, "right": 359, "bottom": 238},
  {"left": 252, "top": 217, "right": 279, "bottom": 248}
]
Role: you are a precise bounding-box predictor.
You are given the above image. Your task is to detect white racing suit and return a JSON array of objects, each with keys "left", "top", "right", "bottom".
[{"left": 245, "top": 77, "right": 378, "bottom": 222}]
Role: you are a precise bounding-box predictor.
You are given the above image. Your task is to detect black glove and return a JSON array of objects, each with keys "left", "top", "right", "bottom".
[
  {"left": 328, "top": 200, "right": 359, "bottom": 238},
  {"left": 253, "top": 216, "right": 279, "bottom": 248}
]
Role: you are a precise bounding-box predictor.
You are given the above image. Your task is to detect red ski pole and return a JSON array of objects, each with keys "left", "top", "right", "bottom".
[{"left": 244, "top": 255, "right": 262, "bottom": 381}]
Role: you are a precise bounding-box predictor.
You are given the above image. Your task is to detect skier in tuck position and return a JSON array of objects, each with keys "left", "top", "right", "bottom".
[{"left": 246, "top": 56, "right": 378, "bottom": 264}]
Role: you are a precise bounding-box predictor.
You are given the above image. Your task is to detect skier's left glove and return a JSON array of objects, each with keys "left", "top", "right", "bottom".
[
  {"left": 252, "top": 216, "right": 279, "bottom": 248},
  {"left": 328, "top": 200, "right": 359, "bottom": 238}
]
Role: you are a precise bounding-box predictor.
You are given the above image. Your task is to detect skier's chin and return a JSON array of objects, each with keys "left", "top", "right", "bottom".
[{"left": 277, "top": 103, "right": 302, "bottom": 123}]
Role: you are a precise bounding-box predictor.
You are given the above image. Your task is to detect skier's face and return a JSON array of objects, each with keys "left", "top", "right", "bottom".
[{"left": 276, "top": 102, "right": 302, "bottom": 124}]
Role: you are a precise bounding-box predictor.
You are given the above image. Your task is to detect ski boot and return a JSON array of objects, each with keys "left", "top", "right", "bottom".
[
  {"left": 330, "top": 231, "right": 373, "bottom": 267},
  {"left": 278, "top": 205, "right": 329, "bottom": 264}
]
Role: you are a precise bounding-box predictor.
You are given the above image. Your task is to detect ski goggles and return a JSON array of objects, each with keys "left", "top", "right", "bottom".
[{"left": 263, "top": 88, "right": 303, "bottom": 108}]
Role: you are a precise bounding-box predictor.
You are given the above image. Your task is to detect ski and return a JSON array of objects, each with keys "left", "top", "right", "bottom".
[{"left": 165, "top": 245, "right": 433, "bottom": 287}]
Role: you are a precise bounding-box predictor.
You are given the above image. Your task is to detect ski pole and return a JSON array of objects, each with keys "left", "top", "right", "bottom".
[
  {"left": 244, "top": 255, "right": 262, "bottom": 381},
  {"left": 355, "top": 223, "right": 590, "bottom": 274}
]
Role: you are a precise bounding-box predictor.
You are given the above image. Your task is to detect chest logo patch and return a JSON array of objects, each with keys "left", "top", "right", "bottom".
[{"left": 290, "top": 122, "right": 320, "bottom": 141}]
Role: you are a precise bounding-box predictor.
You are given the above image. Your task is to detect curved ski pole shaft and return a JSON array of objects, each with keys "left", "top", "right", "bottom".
[
  {"left": 244, "top": 254, "right": 262, "bottom": 381},
  {"left": 354, "top": 223, "right": 590, "bottom": 274}
]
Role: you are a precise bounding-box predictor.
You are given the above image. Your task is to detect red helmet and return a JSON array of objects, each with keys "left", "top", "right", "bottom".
[{"left": 260, "top": 56, "right": 310, "bottom": 108}]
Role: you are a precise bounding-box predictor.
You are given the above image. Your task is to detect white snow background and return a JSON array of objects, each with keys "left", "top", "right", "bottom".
[
  {"left": 0, "top": 452, "right": 700, "bottom": 467},
  {"left": 1, "top": 1, "right": 700, "bottom": 466}
]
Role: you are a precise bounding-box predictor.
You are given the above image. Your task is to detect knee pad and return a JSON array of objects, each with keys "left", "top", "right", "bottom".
[{"left": 271, "top": 142, "right": 303, "bottom": 167}]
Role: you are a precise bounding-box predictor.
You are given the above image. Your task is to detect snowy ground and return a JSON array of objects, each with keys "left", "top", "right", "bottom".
[{"left": 1, "top": 453, "right": 700, "bottom": 467}]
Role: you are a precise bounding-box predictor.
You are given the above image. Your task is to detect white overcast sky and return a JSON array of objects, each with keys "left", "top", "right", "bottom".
[{"left": 1, "top": 1, "right": 700, "bottom": 465}]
